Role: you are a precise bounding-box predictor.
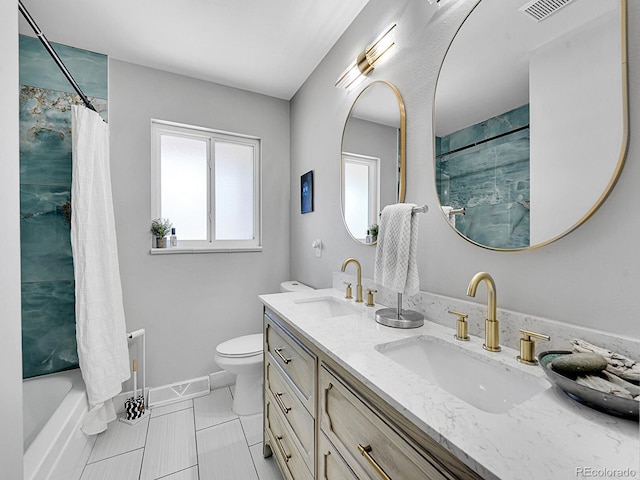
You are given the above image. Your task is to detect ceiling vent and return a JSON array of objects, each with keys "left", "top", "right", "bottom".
[{"left": 519, "top": 0, "right": 576, "bottom": 22}]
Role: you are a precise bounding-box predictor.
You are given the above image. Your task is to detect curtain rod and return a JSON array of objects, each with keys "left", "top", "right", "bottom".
[{"left": 18, "top": 0, "right": 97, "bottom": 113}]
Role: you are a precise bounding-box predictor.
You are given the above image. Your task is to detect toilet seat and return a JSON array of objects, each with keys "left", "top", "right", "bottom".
[{"left": 216, "top": 333, "right": 263, "bottom": 358}]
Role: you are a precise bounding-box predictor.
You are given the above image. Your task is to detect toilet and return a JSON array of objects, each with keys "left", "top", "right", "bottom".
[{"left": 214, "top": 280, "right": 314, "bottom": 415}]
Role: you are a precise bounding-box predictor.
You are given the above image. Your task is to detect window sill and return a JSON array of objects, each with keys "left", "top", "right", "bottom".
[{"left": 150, "top": 246, "right": 263, "bottom": 255}]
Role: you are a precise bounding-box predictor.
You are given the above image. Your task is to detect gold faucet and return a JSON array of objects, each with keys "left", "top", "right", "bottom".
[
  {"left": 341, "top": 257, "right": 363, "bottom": 303},
  {"left": 466, "top": 272, "right": 501, "bottom": 352}
]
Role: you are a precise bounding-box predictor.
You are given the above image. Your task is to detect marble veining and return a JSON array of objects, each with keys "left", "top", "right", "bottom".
[
  {"left": 438, "top": 104, "right": 529, "bottom": 155},
  {"left": 21, "top": 281, "right": 78, "bottom": 378},
  {"left": 436, "top": 105, "right": 530, "bottom": 248},
  {"left": 334, "top": 272, "right": 640, "bottom": 360},
  {"left": 20, "top": 86, "right": 108, "bottom": 187},
  {"left": 20, "top": 39, "right": 108, "bottom": 378},
  {"left": 19, "top": 85, "right": 108, "bottom": 378},
  {"left": 260, "top": 286, "right": 639, "bottom": 480},
  {"left": 20, "top": 185, "right": 74, "bottom": 283},
  {"left": 20, "top": 35, "right": 108, "bottom": 99}
]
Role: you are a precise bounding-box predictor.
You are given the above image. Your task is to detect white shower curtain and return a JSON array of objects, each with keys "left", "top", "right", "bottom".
[{"left": 71, "top": 105, "right": 130, "bottom": 435}]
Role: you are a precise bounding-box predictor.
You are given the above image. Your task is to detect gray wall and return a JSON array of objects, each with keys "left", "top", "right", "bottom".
[
  {"left": 109, "top": 60, "right": 291, "bottom": 387},
  {"left": 0, "top": 3, "right": 24, "bottom": 478},
  {"left": 290, "top": 0, "right": 639, "bottom": 339},
  {"left": 530, "top": 11, "right": 621, "bottom": 244},
  {"left": 343, "top": 116, "right": 398, "bottom": 211}
]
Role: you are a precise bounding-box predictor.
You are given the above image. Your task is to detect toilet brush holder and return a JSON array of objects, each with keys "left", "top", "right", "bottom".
[
  {"left": 121, "top": 395, "right": 146, "bottom": 423},
  {"left": 120, "top": 393, "right": 150, "bottom": 426},
  {"left": 120, "top": 358, "right": 150, "bottom": 425}
]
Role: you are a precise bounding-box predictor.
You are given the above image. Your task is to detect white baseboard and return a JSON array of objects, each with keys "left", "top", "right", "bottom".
[
  {"left": 115, "top": 371, "right": 236, "bottom": 413},
  {"left": 210, "top": 370, "right": 236, "bottom": 390}
]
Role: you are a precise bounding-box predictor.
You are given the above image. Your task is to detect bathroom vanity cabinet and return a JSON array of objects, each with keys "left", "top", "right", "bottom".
[
  {"left": 264, "top": 312, "right": 316, "bottom": 479},
  {"left": 263, "top": 309, "right": 481, "bottom": 480},
  {"left": 260, "top": 289, "right": 639, "bottom": 479}
]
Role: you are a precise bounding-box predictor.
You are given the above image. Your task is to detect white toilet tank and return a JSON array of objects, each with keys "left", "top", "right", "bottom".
[{"left": 280, "top": 281, "right": 314, "bottom": 293}]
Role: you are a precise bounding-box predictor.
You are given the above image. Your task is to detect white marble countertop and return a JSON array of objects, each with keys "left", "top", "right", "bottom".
[{"left": 259, "top": 288, "right": 640, "bottom": 480}]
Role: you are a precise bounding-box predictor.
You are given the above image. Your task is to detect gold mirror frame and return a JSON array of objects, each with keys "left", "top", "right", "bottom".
[
  {"left": 341, "top": 81, "right": 406, "bottom": 245},
  {"left": 432, "top": 0, "right": 629, "bottom": 251}
]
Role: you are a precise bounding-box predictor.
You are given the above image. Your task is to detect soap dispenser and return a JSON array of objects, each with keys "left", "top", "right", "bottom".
[{"left": 170, "top": 228, "right": 178, "bottom": 247}]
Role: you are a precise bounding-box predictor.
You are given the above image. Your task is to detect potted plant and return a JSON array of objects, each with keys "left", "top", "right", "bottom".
[
  {"left": 369, "top": 224, "right": 379, "bottom": 239},
  {"left": 151, "top": 218, "right": 172, "bottom": 248}
]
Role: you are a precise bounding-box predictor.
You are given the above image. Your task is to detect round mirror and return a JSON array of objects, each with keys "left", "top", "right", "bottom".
[
  {"left": 341, "top": 81, "right": 406, "bottom": 245},
  {"left": 434, "top": 0, "right": 627, "bottom": 250}
]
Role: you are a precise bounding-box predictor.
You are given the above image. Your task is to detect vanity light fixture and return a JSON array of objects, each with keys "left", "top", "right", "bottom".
[{"left": 335, "top": 23, "right": 397, "bottom": 90}]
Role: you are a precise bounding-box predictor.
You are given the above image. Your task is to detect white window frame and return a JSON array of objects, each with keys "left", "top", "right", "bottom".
[
  {"left": 151, "top": 119, "right": 262, "bottom": 253},
  {"left": 342, "top": 152, "right": 380, "bottom": 240}
]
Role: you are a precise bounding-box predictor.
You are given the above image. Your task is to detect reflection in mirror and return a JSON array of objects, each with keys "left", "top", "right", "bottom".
[
  {"left": 434, "top": 0, "right": 627, "bottom": 250},
  {"left": 342, "top": 81, "right": 405, "bottom": 244}
]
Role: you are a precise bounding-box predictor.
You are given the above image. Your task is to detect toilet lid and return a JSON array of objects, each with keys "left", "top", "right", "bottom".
[{"left": 216, "top": 333, "right": 263, "bottom": 358}]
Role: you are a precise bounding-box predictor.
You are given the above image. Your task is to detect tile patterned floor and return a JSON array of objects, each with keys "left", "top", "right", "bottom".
[{"left": 79, "top": 386, "right": 283, "bottom": 480}]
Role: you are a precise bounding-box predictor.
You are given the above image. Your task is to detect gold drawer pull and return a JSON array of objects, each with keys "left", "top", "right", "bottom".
[
  {"left": 275, "top": 392, "right": 291, "bottom": 414},
  {"left": 275, "top": 347, "right": 291, "bottom": 364},
  {"left": 275, "top": 435, "right": 292, "bottom": 462},
  {"left": 357, "top": 444, "right": 391, "bottom": 480}
]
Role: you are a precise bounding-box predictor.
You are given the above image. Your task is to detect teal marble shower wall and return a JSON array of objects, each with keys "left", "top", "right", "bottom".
[
  {"left": 19, "top": 35, "right": 108, "bottom": 378},
  {"left": 436, "top": 105, "right": 530, "bottom": 249}
]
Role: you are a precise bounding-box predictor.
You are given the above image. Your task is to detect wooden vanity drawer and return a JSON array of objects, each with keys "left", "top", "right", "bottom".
[
  {"left": 266, "top": 397, "right": 313, "bottom": 480},
  {"left": 320, "top": 366, "right": 454, "bottom": 480},
  {"left": 265, "top": 315, "right": 315, "bottom": 412},
  {"left": 266, "top": 357, "right": 314, "bottom": 472},
  {"left": 319, "top": 432, "right": 363, "bottom": 480}
]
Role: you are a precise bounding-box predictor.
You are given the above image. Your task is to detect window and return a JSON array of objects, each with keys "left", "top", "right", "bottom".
[
  {"left": 151, "top": 120, "right": 261, "bottom": 251},
  {"left": 342, "top": 153, "right": 379, "bottom": 241}
]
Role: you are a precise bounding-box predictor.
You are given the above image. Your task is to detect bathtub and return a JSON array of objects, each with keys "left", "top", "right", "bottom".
[{"left": 23, "top": 369, "right": 94, "bottom": 480}]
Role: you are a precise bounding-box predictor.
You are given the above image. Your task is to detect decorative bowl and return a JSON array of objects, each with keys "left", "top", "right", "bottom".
[{"left": 538, "top": 350, "right": 639, "bottom": 421}]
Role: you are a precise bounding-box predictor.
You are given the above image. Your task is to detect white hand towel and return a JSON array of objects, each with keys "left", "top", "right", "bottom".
[{"left": 374, "top": 203, "right": 420, "bottom": 296}]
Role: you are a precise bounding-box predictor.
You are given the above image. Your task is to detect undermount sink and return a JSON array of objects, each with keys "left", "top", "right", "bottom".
[
  {"left": 376, "top": 335, "right": 550, "bottom": 414},
  {"left": 293, "top": 297, "right": 360, "bottom": 318}
]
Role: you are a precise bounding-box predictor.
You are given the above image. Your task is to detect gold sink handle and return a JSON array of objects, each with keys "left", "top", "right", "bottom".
[
  {"left": 448, "top": 310, "right": 469, "bottom": 341},
  {"left": 344, "top": 281, "right": 353, "bottom": 299},
  {"left": 517, "top": 329, "right": 550, "bottom": 365},
  {"left": 366, "top": 289, "right": 377, "bottom": 307}
]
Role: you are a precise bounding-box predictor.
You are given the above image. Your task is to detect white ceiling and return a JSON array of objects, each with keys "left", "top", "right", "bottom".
[{"left": 18, "top": 0, "right": 370, "bottom": 100}]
